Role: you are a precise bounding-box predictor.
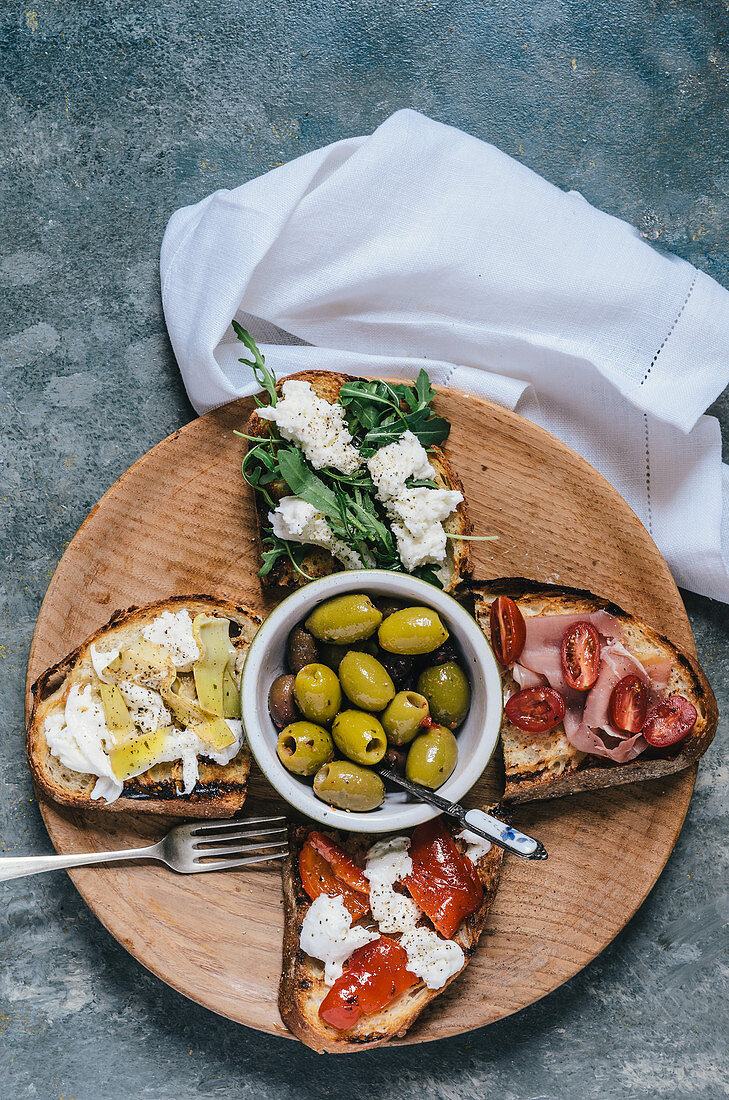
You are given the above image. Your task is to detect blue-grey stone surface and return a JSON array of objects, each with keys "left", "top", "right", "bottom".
[{"left": 1, "top": 1, "right": 728, "bottom": 1096}]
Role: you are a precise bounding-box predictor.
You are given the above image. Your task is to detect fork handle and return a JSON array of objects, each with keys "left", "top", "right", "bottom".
[{"left": 0, "top": 842, "right": 163, "bottom": 882}]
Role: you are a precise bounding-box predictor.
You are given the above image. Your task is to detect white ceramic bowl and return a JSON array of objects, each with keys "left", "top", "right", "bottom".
[{"left": 240, "top": 570, "right": 503, "bottom": 833}]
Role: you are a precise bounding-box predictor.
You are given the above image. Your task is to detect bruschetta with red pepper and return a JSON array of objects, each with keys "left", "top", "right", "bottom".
[
  {"left": 472, "top": 578, "right": 717, "bottom": 803},
  {"left": 279, "top": 816, "right": 504, "bottom": 1052}
]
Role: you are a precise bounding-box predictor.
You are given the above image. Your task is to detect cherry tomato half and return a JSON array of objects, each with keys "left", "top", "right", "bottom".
[
  {"left": 403, "top": 818, "right": 483, "bottom": 938},
  {"left": 299, "top": 831, "right": 370, "bottom": 921},
  {"left": 643, "top": 695, "right": 697, "bottom": 748},
  {"left": 561, "top": 621, "right": 601, "bottom": 691},
  {"left": 489, "top": 596, "right": 526, "bottom": 666},
  {"left": 504, "top": 686, "right": 566, "bottom": 734},
  {"left": 609, "top": 675, "right": 648, "bottom": 733},
  {"left": 318, "top": 936, "right": 417, "bottom": 1031}
]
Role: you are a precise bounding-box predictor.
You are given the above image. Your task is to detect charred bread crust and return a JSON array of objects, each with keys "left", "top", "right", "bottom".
[
  {"left": 27, "top": 595, "right": 261, "bottom": 817},
  {"left": 243, "top": 370, "right": 472, "bottom": 593},
  {"left": 470, "top": 578, "right": 718, "bottom": 804},
  {"left": 278, "top": 817, "right": 504, "bottom": 1053}
]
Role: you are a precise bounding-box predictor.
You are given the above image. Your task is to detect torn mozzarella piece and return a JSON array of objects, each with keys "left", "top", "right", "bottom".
[
  {"left": 141, "top": 610, "right": 200, "bottom": 672},
  {"left": 257, "top": 379, "right": 361, "bottom": 474},
  {"left": 398, "top": 926, "right": 465, "bottom": 989},
  {"left": 364, "top": 835, "right": 421, "bottom": 934},
  {"left": 457, "top": 829, "right": 492, "bottom": 863},
  {"left": 367, "top": 430, "right": 435, "bottom": 500},
  {"left": 118, "top": 681, "right": 171, "bottom": 734},
  {"left": 43, "top": 684, "right": 123, "bottom": 802},
  {"left": 386, "top": 486, "right": 463, "bottom": 571},
  {"left": 299, "top": 894, "right": 378, "bottom": 986},
  {"left": 367, "top": 433, "right": 463, "bottom": 573},
  {"left": 89, "top": 643, "right": 120, "bottom": 684},
  {"left": 268, "top": 496, "right": 364, "bottom": 569}
]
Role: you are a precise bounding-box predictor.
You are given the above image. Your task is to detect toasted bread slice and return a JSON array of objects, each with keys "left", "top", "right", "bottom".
[
  {"left": 244, "top": 370, "right": 472, "bottom": 593},
  {"left": 27, "top": 595, "right": 261, "bottom": 817},
  {"left": 279, "top": 818, "right": 504, "bottom": 1053},
  {"left": 471, "top": 578, "right": 718, "bottom": 804}
]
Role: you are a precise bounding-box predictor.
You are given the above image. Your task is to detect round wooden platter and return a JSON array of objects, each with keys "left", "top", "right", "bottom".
[{"left": 25, "top": 386, "right": 696, "bottom": 1046}]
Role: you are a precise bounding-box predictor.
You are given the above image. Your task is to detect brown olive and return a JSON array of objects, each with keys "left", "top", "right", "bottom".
[
  {"left": 374, "top": 598, "right": 405, "bottom": 619},
  {"left": 268, "top": 674, "right": 299, "bottom": 729},
  {"left": 426, "top": 638, "right": 459, "bottom": 666},
  {"left": 384, "top": 745, "right": 408, "bottom": 773},
  {"left": 376, "top": 651, "right": 415, "bottom": 687},
  {"left": 287, "top": 624, "right": 319, "bottom": 674}
]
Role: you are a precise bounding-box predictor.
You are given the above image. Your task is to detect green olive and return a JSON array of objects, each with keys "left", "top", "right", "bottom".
[
  {"left": 313, "top": 759, "right": 385, "bottom": 812},
  {"left": 405, "top": 724, "right": 458, "bottom": 789},
  {"left": 338, "top": 651, "right": 395, "bottom": 711},
  {"left": 276, "top": 721, "right": 334, "bottom": 776},
  {"left": 417, "top": 661, "right": 471, "bottom": 729},
  {"left": 293, "top": 663, "right": 342, "bottom": 724},
  {"left": 331, "top": 709, "right": 387, "bottom": 765},
  {"left": 378, "top": 606, "right": 449, "bottom": 655},
  {"left": 381, "top": 691, "right": 430, "bottom": 745},
  {"left": 319, "top": 637, "right": 378, "bottom": 672},
  {"left": 305, "top": 594, "right": 382, "bottom": 644}
]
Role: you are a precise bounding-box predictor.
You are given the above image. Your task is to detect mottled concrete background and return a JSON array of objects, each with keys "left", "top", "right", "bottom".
[{"left": 1, "top": 1, "right": 728, "bottom": 1097}]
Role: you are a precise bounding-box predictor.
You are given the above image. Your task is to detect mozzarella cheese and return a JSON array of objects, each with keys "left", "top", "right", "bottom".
[
  {"left": 367, "top": 431, "right": 463, "bottom": 573},
  {"left": 398, "top": 926, "right": 465, "bottom": 989},
  {"left": 364, "top": 836, "right": 421, "bottom": 934},
  {"left": 268, "top": 496, "right": 365, "bottom": 569},
  {"left": 89, "top": 643, "right": 120, "bottom": 683},
  {"left": 457, "top": 829, "right": 492, "bottom": 863},
  {"left": 118, "top": 681, "right": 171, "bottom": 734},
  {"left": 367, "top": 431, "right": 435, "bottom": 500},
  {"left": 299, "top": 894, "right": 379, "bottom": 986},
  {"left": 141, "top": 610, "right": 200, "bottom": 671},
  {"left": 257, "top": 380, "right": 361, "bottom": 474},
  {"left": 44, "top": 683, "right": 124, "bottom": 802}
]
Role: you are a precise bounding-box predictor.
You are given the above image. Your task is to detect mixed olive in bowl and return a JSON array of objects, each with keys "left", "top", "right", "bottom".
[
  {"left": 267, "top": 593, "right": 472, "bottom": 813},
  {"left": 240, "top": 570, "right": 503, "bottom": 833}
]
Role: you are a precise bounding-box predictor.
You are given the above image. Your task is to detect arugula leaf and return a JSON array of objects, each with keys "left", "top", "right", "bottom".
[
  {"left": 232, "top": 322, "right": 277, "bottom": 406},
  {"left": 412, "top": 564, "right": 445, "bottom": 589},
  {"left": 341, "top": 373, "right": 449, "bottom": 452},
  {"left": 276, "top": 447, "right": 342, "bottom": 521},
  {"left": 403, "top": 407, "right": 450, "bottom": 447}
]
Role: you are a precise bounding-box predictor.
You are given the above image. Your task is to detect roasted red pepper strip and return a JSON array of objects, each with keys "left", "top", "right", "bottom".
[
  {"left": 299, "top": 831, "right": 370, "bottom": 921},
  {"left": 319, "top": 936, "right": 417, "bottom": 1031},
  {"left": 402, "top": 818, "right": 483, "bottom": 938}
]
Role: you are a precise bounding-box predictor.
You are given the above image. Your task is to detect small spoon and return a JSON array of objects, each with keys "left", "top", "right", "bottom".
[{"left": 378, "top": 762, "right": 548, "bottom": 861}]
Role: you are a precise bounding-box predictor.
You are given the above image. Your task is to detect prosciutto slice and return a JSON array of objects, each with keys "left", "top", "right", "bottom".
[
  {"left": 516, "top": 611, "right": 624, "bottom": 697},
  {"left": 511, "top": 612, "right": 671, "bottom": 762}
]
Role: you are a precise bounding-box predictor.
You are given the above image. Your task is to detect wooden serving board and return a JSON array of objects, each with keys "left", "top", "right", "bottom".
[{"left": 25, "top": 387, "right": 696, "bottom": 1046}]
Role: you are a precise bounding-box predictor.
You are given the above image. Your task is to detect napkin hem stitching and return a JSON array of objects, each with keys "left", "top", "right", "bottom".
[
  {"left": 639, "top": 271, "right": 697, "bottom": 387},
  {"left": 643, "top": 413, "right": 653, "bottom": 536}
]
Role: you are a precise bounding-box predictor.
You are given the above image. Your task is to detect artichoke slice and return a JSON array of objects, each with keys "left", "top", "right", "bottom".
[
  {"left": 105, "top": 639, "right": 176, "bottom": 691},
  {"left": 192, "top": 716, "right": 237, "bottom": 752},
  {"left": 161, "top": 678, "right": 207, "bottom": 727},
  {"left": 99, "top": 682, "right": 134, "bottom": 741},
  {"left": 108, "top": 727, "right": 170, "bottom": 781},
  {"left": 192, "top": 615, "right": 240, "bottom": 718}
]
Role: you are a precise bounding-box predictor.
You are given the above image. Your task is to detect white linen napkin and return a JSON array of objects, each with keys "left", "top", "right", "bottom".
[{"left": 160, "top": 109, "right": 729, "bottom": 604}]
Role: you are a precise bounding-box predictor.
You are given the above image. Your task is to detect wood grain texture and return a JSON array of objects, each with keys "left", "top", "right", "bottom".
[{"left": 25, "top": 388, "right": 696, "bottom": 1045}]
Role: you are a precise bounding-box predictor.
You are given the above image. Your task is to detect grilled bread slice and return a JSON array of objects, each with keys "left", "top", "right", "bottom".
[
  {"left": 471, "top": 578, "right": 718, "bottom": 804},
  {"left": 279, "top": 818, "right": 504, "bottom": 1053},
  {"left": 27, "top": 595, "right": 261, "bottom": 817},
  {"left": 244, "top": 370, "right": 472, "bottom": 592}
]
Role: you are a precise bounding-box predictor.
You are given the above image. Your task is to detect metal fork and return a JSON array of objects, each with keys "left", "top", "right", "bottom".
[{"left": 0, "top": 815, "right": 288, "bottom": 882}]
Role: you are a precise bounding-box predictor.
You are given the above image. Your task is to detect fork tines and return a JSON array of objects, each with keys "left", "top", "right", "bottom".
[{"left": 187, "top": 816, "right": 288, "bottom": 869}]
